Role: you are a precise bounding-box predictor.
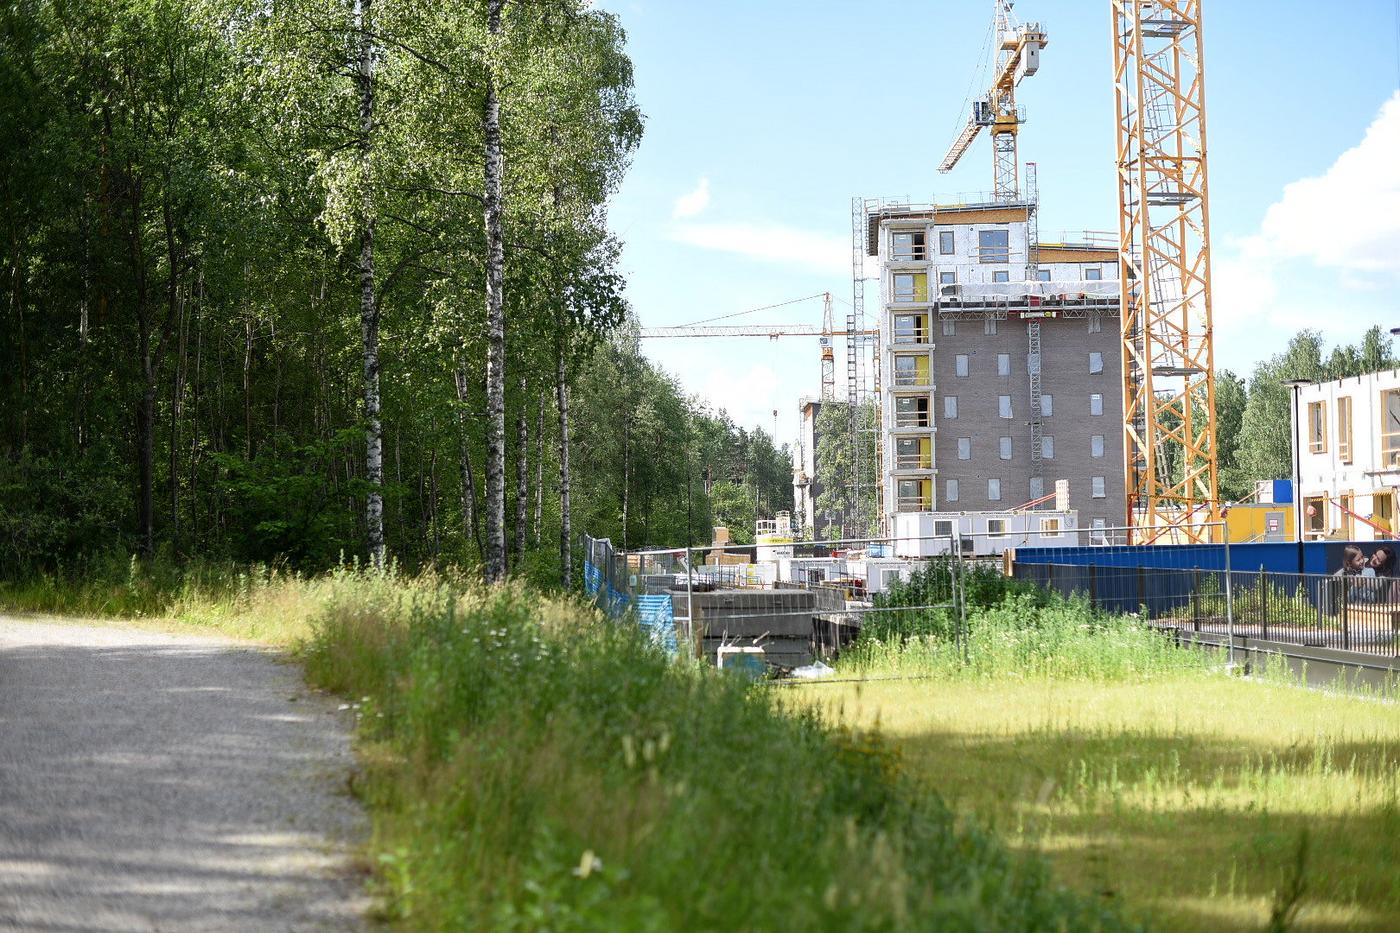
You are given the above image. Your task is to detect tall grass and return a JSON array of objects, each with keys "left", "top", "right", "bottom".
[
  {"left": 846, "top": 593, "right": 1218, "bottom": 681},
  {"left": 302, "top": 579, "right": 1138, "bottom": 930}
]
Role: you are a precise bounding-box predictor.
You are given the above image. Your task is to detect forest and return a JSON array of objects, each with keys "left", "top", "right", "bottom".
[{"left": 0, "top": 0, "right": 793, "bottom": 585}]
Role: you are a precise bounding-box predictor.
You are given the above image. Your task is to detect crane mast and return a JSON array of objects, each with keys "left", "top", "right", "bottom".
[
  {"left": 1112, "top": 0, "right": 1219, "bottom": 542},
  {"left": 939, "top": 0, "right": 1047, "bottom": 200}
]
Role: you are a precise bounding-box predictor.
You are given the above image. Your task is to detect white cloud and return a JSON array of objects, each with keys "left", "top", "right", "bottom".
[
  {"left": 671, "top": 176, "right": 711, "bottom": 219},
  {"left": 1212, "top": 91, "right": 1400, "bottom": 369},
  {"left": 1248, "top": 91, "right": 1400, "bottom": 276},
  {"left": 669, "top": 221, "right": 849, "bottom": 276}
]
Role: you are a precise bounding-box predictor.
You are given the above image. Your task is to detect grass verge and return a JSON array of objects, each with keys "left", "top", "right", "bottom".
[
  {"left": 299, "top": 576, "right": 1137, "bottom": 930},
  {"left": 798, "top": 598, "right": 1400, "bottom": 931}
]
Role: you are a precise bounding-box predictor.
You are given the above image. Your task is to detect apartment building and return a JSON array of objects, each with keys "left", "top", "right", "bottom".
[
  {"left": 872, "top": 200, "right": 1127, "bottom": 538},
  {"left": 1295, "top": 369, "right": 1400, "bottom": 540}
]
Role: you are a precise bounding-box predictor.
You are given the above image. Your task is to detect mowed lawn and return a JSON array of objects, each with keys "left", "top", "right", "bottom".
[{"left": 796, "top": 674, "right": 1400, "bottom": 931}]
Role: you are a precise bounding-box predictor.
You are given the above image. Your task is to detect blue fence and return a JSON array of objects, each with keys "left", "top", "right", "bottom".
[
  {"left": 583, "top": 534, "right": 679, "bottom": 656},
  {"left": 1012, "top": 540, "right": 1387, "bottom": 577}
]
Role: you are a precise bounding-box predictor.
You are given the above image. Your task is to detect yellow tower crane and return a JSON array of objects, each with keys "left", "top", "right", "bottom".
[
  {"left": 939, "top": 0, "right": 1047, "bottom": 200},
  {"left": 1112, "top": 0, "right": 1219, "bottom": 543}
]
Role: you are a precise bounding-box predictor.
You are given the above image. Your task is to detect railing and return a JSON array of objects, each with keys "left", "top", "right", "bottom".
[
  {"left": 1013, "top": 562, "right": 1400, "bottom": 659},
  {"left": 892, "top": 329, "right": 931, "bottom": 345},
  {"left": 893, "top": 414, "right": 931, "bottom": 428},
  {"left": 889, "top": 246, "right": 928, "bottom": 262},
  {"left": 894, "top": 452, "right": 933, "bottom": 469},
  {"left": 892, "top": 371, "right": 931, "bottom": 387},
  {"left": 895, "top": 496, "right": 933, "bottom": 513}
]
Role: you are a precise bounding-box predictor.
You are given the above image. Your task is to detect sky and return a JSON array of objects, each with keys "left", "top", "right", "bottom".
[{"left": 595, "top": 0, "right": 1400, "bottom": 450}]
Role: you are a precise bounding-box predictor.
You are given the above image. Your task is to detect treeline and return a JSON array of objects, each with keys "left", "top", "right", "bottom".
[
  {"left": 0, "top": 0, "right": 789, "bottom": 584},
  {"left": 1220, "top": 325, "right": 1397, "bottom": 499}
]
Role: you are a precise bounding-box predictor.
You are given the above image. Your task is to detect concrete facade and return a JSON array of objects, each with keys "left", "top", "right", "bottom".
[
  {"left": 873, "top": 201, "right": 1128, "bottom": 537},
  {"left": 1296, "top": 369, "right": 1400, "bottom": 540}
]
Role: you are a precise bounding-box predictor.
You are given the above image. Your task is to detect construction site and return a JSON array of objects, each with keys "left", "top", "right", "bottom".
[{"left": 593, "top": 0, "right": 1400, "bottom": 675}]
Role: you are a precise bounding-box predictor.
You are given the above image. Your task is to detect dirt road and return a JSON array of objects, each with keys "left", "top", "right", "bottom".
[{"left": 0, "top": 617, "right": 368, "bottom": 931}]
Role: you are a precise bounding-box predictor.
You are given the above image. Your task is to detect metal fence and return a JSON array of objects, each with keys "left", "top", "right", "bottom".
[
  {"left": 586, "top": 523, "right": 1400, "bottom": 671},
  {"left": 583, "top": 532, "right": 967, "bottom": 671}
]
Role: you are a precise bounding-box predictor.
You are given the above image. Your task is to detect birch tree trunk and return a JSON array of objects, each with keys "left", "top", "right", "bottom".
[
  {"left": 481, "top": 0, "right": 508, "bottom": 582},
  {"left": 513, "top": 373, "right": 528, "bottom": 563},
  {"left": 453, "top": 366, "right": 483, "bottom": 555},
  {"left": 533, "top": 394, "right": 544, "bottom": 548},
  {"left": 556, "top": 337, "right": 572, "bottom": 589},
  {"left": 356, "top": 0, "right": 385, "bottom": 569}
]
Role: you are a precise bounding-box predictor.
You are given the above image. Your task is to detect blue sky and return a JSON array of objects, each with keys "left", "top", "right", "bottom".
[{"left": 597, "top": 0, "right": 1400, "bottom": 448}]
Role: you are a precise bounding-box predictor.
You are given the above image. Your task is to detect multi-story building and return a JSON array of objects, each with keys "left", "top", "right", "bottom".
[
  {"left": 791, "top": 398, "right": 822, "bottom": 538},
  {"left": 870, "top": 199, "right": 1127, "bottom": 544},
  {"left": 1295, "top": 370, "right": 1400, "bottom": 540}
]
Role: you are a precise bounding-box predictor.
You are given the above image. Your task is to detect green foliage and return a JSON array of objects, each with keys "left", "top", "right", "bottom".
[
  {"left": 1225, "top": 326, "right": 1397, "bottom": 496},
  {"left": 813, "top": 400, "right": 878, "bottom": 538},
  {"left": 303, "top": 580, "right": 1137, "bottom": 930},
  {"left": 861, "top": 558, "right": 1049, "bottom": 642},
  {"left": 847, "top": 592, "right": 1215, "bottom": 682}
]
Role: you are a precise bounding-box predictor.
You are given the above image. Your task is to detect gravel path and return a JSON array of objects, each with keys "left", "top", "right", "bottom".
[{"left": 0, "top": 617, "right": 369, "bottom": 932}]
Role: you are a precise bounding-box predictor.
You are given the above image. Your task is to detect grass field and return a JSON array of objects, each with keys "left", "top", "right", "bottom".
[{"left": 796, "top": 673, "right": 1400, "bottom": 931}]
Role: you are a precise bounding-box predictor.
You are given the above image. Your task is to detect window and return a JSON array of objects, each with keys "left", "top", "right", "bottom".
[
  {"left": 940, "top": 271, "right": 956, "bottom": 285},
  {"left": 1384, "top": 389, "right": 1400, "bottom": 466},
  {"left": 1085, "top": 267, "right": 1103, "bottom": 280},
  {"left": 944, "top": 395, "right": 958, "bottom": 418},
  {"left": 1337, "top": 396, "right": 1353, "bottom": 463},
  {"left": 1090, "top": 518, "right": 1107, "bottom": 543},
  {"left": 957, "top": 437, "right": 971, "bottom": 460},
  {"left": 934, "top": 518, "right": 955, "bottom": 537},
  {"left": 1041, "top": 394, "right": 1053, "bottom": 417},
  {"left": 891, "top": 230, "right": 927, "bottom": 261},
  {"left": 985, "top": 317, "right": 998, "bottom": 335},
  {"left": 999, "top": 395, "right": 1012, "bottom": 418},
  {"left": 893, "top": 272, "right": 929, "bottom": 303},
  {"left": 897, "top": 479, "right": 929, "bottom": 511},
  {"left": 1088, "top": 315, "right": 1102, "bottom": 334},
  {"left": 1304, "top": 494, "right": 1327, "bottom": 535},
  {"left": 1091, "top": 434, "right": 1105, "bottom": 458},
  {"left": 1089, "top": 351, "right": 1104, "bottom": 374},
  {"left": 1040, "top": 517, "right": 1062, "bottom": 537},
  {"left": 1090, "top": 393, "right": 1104, "bottom": 416},
  {"left": 942, "top": 318, "right": 956, "bottom": 336},
  {"left": 955, "top": 354, "right": 969, "bottom": 377},
  {"left": 895, "top": 396, "right": 930, "bottom": 427},
  {"left": 1030, "top": 477, "right": 1044, "bottom": 500},
  {"left": 987, "top": 518, "right": 1006, "bottom": 535},
  {"left": 997, "top": 353, "right": 1010, "bottom": 376},
  {"left": 1306, "top": 400, "right": 1327, "bottom": 454},
  {"left": 1036, "top": 268, "right": 1051, "bottom": 282},
  {"left": 1092, "top": 476, "right": 1106, "bottom": 499},
  {"left": 992, "top": 270, "right": 1010, "bottom": 283},
  {"left": 999, "top": 436, "right": 1012, "bottom": 460},
  {"left": 978, "top": 228, "right": 1010, "bottom": 263},
  {"left": 939, "top": 230, "right": 955, "bottom": 254},
  {"left": 896, "top": 437, "right": 929, "bottom": 469},
  {"left": 1041, "top": 436, "right": 1054, "bottom": 459},
  {"left": 894, "top": 354, "right": 928, "bottom": 386},
  {"left": 988, "top": 478, "right": 1002, "bottom": 501},
  {"left": 945, "top": 480, "right": 959, "bottom": 503},
  {"left": 893, "top": 313, "right": 926, "bottom": 343},
  {"left": 1340, "top": 491, "right": 1355, "bottom": 539}
]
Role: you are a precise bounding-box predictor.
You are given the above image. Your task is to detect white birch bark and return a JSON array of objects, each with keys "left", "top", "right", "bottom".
[
  {"left": 513, "top": 374, "right": 528, "bottom": 563},
  {"left": 481, "top": 0, "right": 508, "bottom": 582},
  {"left": 356, "top": 0, "right": 385, "bottom": 568},
  {"left": 556, "top": 340, "right": 572, "bottom": 589}
]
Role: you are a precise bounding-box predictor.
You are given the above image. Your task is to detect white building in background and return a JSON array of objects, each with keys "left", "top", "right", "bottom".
[
  {"left": 1296, "top": 369, "right": 1400, "bottom": 540},
  {"left": 791, "top": 399, "right": 822, "bottom": 538}
]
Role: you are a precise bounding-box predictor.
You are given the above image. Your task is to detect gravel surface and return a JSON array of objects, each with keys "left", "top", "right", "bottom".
[{"left": 0, "top": 617, "right": 370, "bottom": 932}]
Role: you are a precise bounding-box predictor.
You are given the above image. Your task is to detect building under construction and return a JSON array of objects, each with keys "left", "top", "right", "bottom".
[{"left": 866, "top": 198, "right": 1128, "bottom": 540}]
